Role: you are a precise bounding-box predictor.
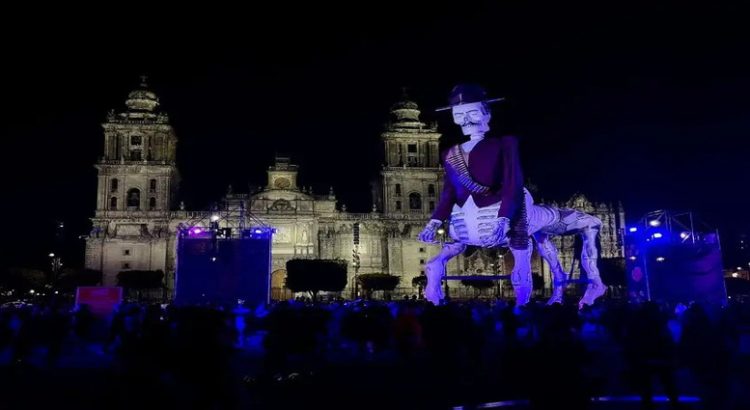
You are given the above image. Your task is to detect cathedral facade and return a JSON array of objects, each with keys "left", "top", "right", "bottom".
[{"left": 85, "top": 81, "right": 626, "bottom": 300}]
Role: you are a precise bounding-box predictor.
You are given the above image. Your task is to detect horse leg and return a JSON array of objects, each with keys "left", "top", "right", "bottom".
[
  {"left": 534, "top": 232, "right": 568, "bottom": 304},
  {"left": 577, "top": 215, "right": 606, "bottom": 308},
  {"left": 510, "top": 238, "right": 534, "bottom": 306},
  {"left": 424, "top": 242, "right": 466, "bottom": 305}
]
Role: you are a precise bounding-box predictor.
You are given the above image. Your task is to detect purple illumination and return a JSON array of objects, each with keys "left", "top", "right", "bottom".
[
  {"left": 245, "top": 226, "right": 276, "bottom": 239},
  {"left": 192, "top": 228, "right": 202, "bottom": 235}
]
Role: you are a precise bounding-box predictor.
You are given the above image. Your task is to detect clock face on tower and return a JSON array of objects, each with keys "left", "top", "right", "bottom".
[{"left": 274, "top": 177, "right": 291, "bottom": 189}]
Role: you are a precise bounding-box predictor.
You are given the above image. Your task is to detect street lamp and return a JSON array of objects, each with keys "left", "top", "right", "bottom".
[
  {"left": 49, "top": 253, "right": 62, "bottom": 284},
  {"left": 436, "top": 226, "right": 449, "bottom": 301}
]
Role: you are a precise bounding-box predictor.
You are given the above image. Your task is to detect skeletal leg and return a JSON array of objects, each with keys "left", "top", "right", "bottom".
[
  {"left": 534, "top": 232, "right": 568, "bottom": 304},
  {"left": 424, "top": 242, "right": 466, "bottom": 305},
  {"left": 510, "top": 238, "right": 533, "bottom": 306},
  {"left": 578, "top": 216, "right": 606, "bottom": 308}
]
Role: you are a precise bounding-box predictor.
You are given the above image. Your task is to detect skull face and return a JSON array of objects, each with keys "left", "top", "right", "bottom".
[{"left": 452, "top": 102, "right": 490, "bottom": 137}]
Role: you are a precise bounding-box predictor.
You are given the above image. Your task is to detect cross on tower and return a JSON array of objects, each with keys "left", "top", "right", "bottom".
[{"left": 401, "top": 86, "right": 410, "bottom": 100}]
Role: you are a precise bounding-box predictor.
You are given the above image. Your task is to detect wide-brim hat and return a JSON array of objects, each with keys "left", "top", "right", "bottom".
[{"left": 435, "top": 83, "right": 505, "bottom": 112}]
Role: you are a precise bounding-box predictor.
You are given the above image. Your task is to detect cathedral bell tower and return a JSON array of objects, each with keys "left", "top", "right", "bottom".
[
  {"left": 86, "top": 77, "right": 179, "bottom": 284},
  {"left": 95, "top": 76, "right": 179, "bottom": 213},
  {"left": 379, "top": 92, "right": 442, "bottom": 218}
]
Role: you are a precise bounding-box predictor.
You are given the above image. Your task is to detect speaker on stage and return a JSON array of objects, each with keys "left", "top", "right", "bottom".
[{"left": 175, "top": 232, "right": 272, "bottom": 306}]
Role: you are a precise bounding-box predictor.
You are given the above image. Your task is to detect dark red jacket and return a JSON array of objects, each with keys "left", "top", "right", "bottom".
[{"left": 431, "top": 135, "right": 524, "bottom": 222}]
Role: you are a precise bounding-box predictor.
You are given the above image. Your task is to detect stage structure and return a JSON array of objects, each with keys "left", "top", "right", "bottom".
[
  {"left": 174, "top": 201, "right": 275, "bottom": 306},
  {"left": 625, "top": 210, "right": 727, "bottom": 305}
]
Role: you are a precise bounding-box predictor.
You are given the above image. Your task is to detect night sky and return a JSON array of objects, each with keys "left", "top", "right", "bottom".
[{"left": 2, "top": 3, "right": 749, "bottom": 269}]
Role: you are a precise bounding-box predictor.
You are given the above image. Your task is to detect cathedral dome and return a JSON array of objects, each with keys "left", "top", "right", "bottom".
[
  {"left": 391, "top": 99, "right": 419, "bottom": 111},
  {"left": 390, "top": 96, "right": 422, "bottom": 125},
  {"left": 125, "top": 77, "right": 160, "bottom": 112}
]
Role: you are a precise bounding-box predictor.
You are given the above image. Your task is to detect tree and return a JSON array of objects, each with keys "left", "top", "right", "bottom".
[
  {"left": 461, "top": 276, "right": 496, "bottom": 297},
  {"left": 56, "top": 268, "right": 103, "bottom": 292},
  {"left": 411, "top": 275, "right": 427, "bottom": 288},
  {"left": 1, "top": 267, "right": 48, "bottom": 291},
  {"left": 412, "top": 275, "right": 427, "bottom": 299},
  {"left": 357, "top": 273, "right": 400, "bottom": 300},
  {"left": 116, "top": 270, "right": 165, "bottom": 300},
  {"left": 285, "top": 259, "right": 348, "bottom": 301}
]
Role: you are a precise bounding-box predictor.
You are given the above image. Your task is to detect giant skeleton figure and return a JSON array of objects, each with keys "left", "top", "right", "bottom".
[{"left": 418, "top": 84, "right": 607, "bottom": 308}]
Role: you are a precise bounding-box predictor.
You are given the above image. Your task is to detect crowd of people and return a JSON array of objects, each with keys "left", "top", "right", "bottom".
[{"left": 1, "top": 295, "right": 749, "bottom": 409}]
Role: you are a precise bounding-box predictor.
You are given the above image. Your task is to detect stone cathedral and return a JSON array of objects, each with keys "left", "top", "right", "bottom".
[{"left": 85, "top": 80, "right": 626, "bottom": 300}]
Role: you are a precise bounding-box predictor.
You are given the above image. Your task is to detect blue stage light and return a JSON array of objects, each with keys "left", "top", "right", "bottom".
[
  {"left": 629, "top": 227, "right": 637, "bottom": 233},
  {"left": 653, "top": 232, "right": 663, "bottom": 239}
]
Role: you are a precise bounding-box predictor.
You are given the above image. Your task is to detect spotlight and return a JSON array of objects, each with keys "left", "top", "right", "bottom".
[
  {"left": 629, "top": 256, "right": 637, "bottom": 261},
  {"left": 254, "top": 229, "right": 262, "bottom": 234},
  {"left": 29, "top": 289, "right": 35, "bottom": 294},
  {"left": 732, "top": 272, "right": 739, "bottom": 278},
  {"left": 649, "top": 220, "right": 661, "bottom": 227},
  {"left": 437, "top": 228, "right": 445, "bottom": 235},
  {"left": 680, "top": 232, "right": 690, "bottom": 239},
  {"left": 211, "top": 257, "right": 217, "bottom": 262},
  {"left": 192, "top": 228, "right": 202, "bottom": 235},
  {"left": 656, "top": 257, "right": 665, "bottom": 262},
  {"left": 210, "top": 215, "right": 220, "bottom": 222},
  {"left": 653, "top": 233, "right": 663, "bottom": 239},
  {"left": 629, "top": 227, "right": 638, "bottom": 233},
  {"left": 48, "top": 253, "right": 55, "bottom": 258}
]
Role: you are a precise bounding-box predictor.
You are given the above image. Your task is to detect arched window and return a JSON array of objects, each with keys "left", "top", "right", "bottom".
[
  {"left": 127, "top": 188, "right": 141, "bottom": 210},
  {"left": 428, "top": 184, "right": 435, "bottom": 197},
  {"left": 149, "top": 197, "right": 157, "bottom": 210},
  {"left": 110, "top": 197, "right": 117, "bottom": 210},
  {"left": 409, "top": 193, "right": 422, "bottom": 210}
]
